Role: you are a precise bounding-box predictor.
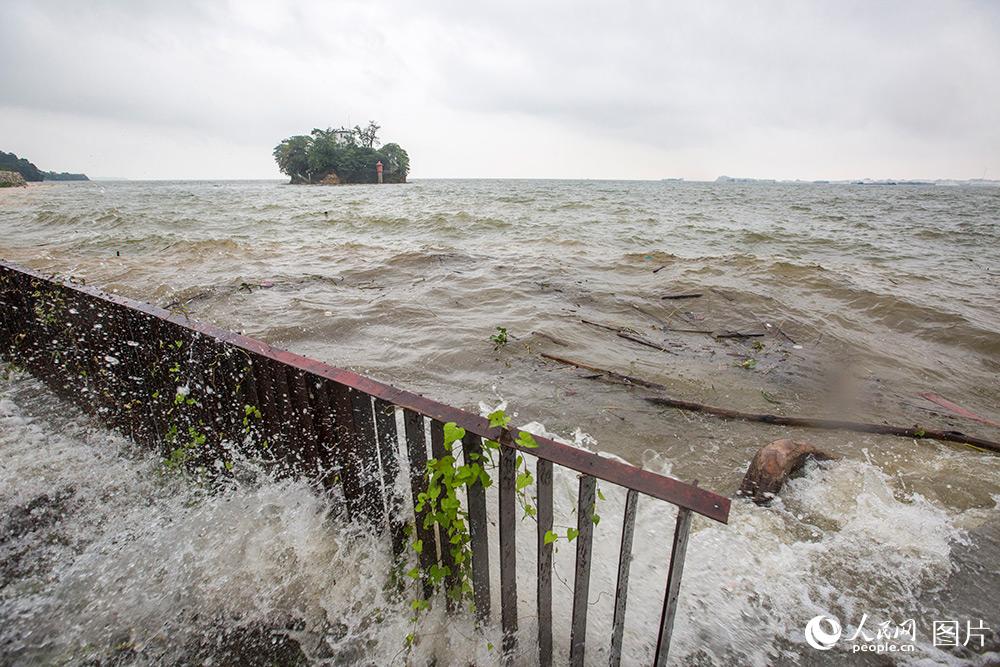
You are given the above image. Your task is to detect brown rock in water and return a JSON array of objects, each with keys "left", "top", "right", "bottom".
[
  {"left": 0, "top": 170, "right": 27, "bottom": 187},
  {"left": 739, "top": 439, "right": 838, "bottom": 505},
  {"left": 319, "top": 171, "right": 341, "bottom": 185}
]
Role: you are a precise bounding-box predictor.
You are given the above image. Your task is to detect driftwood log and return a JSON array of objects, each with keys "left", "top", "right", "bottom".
[
  {"left": 539, "top": 353, "right": 1000, "bottom": 454},
  {"left": 738, "top": 439, "right": 838, "bottom": 504}
]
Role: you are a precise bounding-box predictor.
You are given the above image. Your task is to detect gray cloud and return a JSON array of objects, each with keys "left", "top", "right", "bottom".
[{"left": 1, "top": 1, "right": 997, "bottom": 179}]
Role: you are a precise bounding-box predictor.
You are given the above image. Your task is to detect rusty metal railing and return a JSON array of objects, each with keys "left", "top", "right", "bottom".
[{"left": 0, "top": 260, "right": 730, "bottom": 665}]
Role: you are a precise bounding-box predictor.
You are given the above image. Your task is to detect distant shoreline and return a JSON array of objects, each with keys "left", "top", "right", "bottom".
[{"left": 4, "top": 176, "right": 998, "bottom": 186}]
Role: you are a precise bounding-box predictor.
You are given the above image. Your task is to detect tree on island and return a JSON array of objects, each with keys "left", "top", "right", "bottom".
[{"left": 273, "top": 121, "right": 409, "bottom": 184}]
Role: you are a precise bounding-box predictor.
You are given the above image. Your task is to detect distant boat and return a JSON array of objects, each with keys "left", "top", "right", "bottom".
[{"left": 661, "top": 178, "right": 684, "bottom": 182}]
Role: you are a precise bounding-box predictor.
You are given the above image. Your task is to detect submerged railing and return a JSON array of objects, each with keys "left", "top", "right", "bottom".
[{"left": 0, "top": 260, "right": 730, "bottom": 665}]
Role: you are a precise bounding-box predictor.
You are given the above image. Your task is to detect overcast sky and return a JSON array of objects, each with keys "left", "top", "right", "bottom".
[{"left": 2, "top": 1, "right": 998, "bottom": 180}]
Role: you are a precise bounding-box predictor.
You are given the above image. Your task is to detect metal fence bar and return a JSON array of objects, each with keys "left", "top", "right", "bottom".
[
  {"left": 463, "top": 432, "right": 491, "bottom": 623},
  {"left": 609, "top": 489, "right": 639, "bottom": 667},
  {"left": 348, "top": 388, "right": 384, "bottom": 527},
  {"left": 270, "top": 357, "right": 294, "bottom": 455},
  {"left": 569, "top": 475, "right": 597, "bottom": 666},
  {"left": 536, "top": 459, "right": 554, "bottom": 667},
  {"left": 185, "top": 332, "right": 222, "bottom": 464},
  {"left": 653, "top": 507, "right": 694, "bottom": 667},
  {"left": 498, "top": 445, "right": 518, "bottom": 659},
  {"left": 203, "top": 342, "right": 236, "bottom": 448},
  {"left": 119, "top": 310, "right": 161, "bottom": 448},
  {"left": 330, "top": 382, "right": 364, "bottom": 516},
  {"left": 252, "top": 355, "right": 280, "bottom": 451},
  {"left": 373, "top": 398, "right": 406, "bottom": 559},
  {"left": 310, "top": 379, "right": 340, "bottom": 494},
  {"left": 288, "top": 367, "right": 318, "bottom": 472},
  {"left": 429, "top": 419, "right": 459, "bottom": 609},
  {"left": 402, "top": 408, "right": 436, "bottom": 597}
]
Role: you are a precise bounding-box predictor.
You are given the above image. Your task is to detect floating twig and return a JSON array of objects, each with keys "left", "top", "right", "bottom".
[
  {"left": 617, "top": 331, "right": 678, "bottom": 355},
  {"left": 580, "top": 318, "right": 628, "bottom": 334},
  {"left": 661, "top": 293, "right": 703, "bottom": 300},
  {"left": 714, "top": 331, "right": 765, "bottom": 339},
  {"left": 579, "top": 319, "right": 677, "bottom": 355}
]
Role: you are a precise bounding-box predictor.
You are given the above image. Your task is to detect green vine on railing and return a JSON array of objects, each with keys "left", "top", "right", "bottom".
[{"left": 403, "top": 406, "right": 602, "bottom": 652}]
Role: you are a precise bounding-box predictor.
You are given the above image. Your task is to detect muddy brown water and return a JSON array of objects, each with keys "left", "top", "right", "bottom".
[{"left": 1, "top": 179, "right": 998, "bottom": 665}]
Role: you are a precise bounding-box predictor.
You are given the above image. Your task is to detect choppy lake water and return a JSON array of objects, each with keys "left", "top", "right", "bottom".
[{"left": 1, "top": 179, "right": 999, "bottom": 665}]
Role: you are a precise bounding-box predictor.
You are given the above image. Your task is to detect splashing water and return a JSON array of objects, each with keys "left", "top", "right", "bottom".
[{"left": 2, "top": 368, "right": 996, "bottom": 665}]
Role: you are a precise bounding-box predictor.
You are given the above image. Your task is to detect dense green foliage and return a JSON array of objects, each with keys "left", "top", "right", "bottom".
[
  {"left": 0, "top": 151, "right": 43, "bottom": 181},
  {"left": 0, "top": 151, "right": 89, "bottom": 181},
  {"left": 273, "top": 121, "right": 409, "bottom": 184}
]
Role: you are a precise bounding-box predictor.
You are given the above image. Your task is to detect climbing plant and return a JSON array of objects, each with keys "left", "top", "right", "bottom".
[{"left": 403, "top": 406, "right": 602, "bottom": 651}]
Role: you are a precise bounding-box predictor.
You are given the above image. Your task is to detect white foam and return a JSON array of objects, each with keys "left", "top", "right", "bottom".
[{"left": 1, "top": 371, "right": 993, "bottom": 665}]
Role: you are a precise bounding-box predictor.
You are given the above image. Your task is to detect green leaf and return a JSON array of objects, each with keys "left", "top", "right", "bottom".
[
  {"left": 412, "top": 539, "right": 423, "bottom": 554},
  {"left": 488, "top": 409, "right": 511, "bottom": 429},
  {"left": 544, "top": 530, "right": 558, "bottom": 545},
  {"left": 443, "top": 422, "right": 466, "bottom": 447},
  {"left": 516, "top": 471, "right": 533, "bottom": 491},
  {"left": 429, "top": 563, "right": 450, "bottom": 583},
  {"left": 516, "top": 431, "right": 539, "bottom": 449},
  {"left": 566, "top": 527, "right": 580, "bottom": 541},
  {"left": 405, "top": 566, "right": 420, "bottom": 580},
  {"left": 761, "top": 390, "right": 781, "bottom": 405},
  {"left": 490, "top": 326, "right": 509, "bottom": 350},
  {"left": 592, "top": 513, "right": 601, "bottom": 526},
  {"left": 597, "top": 488, "right": 606, "bottom": 501}
]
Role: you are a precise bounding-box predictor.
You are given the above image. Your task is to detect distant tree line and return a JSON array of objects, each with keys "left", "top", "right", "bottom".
[
  {"left": 273, "top": 121, "right": 409, "bottom": 185},
  {"left": 0, "top": 151, "right": 88, "bottom": 181},
  {"left": 43, "top": 171, "right": 90, "bottom": 181}
]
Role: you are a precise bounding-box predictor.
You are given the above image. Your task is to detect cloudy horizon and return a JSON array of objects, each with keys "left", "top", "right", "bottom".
[{"left": 2, "top": 1, "right": 998, "bottom": 181}]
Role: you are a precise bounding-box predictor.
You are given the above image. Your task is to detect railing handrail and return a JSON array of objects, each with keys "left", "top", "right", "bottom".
[{"left": 0, "top": 259, "right": 730, "bottom": 523}]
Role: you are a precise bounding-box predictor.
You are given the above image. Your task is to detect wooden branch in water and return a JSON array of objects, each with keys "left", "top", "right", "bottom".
[
  {"left": 661, "top": 293, "right": 703, "bottom": 300},
  {"left": 579, "top": 319, "right": 678, "bottom": 355},
  {"left": 714, "top": 331, "right": 765, "bottom": 339},
  {"left": 617, "top": 332, "right": 678, "bottom": 355},
  {"left": 539, "top": 353, "right": 1000, "bottom": 454},
  {"left": 540, "top": 353, "right": 669, "bottom": 391},
  {"left": 630, "top": 304, "right": 715, "bottom": 335},
  {"left": 580, "top": 318, "right": 625, "bottom": 334}
]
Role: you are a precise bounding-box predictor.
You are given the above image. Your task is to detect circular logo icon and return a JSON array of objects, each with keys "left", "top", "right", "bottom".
[{"left": 805, "top": 615, "right": 842, "bottom": 651}]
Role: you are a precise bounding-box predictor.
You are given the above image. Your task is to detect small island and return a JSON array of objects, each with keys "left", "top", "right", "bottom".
[
  {"left": 273, "top": 121, "right": 409, "bottom": 185},
  {"left": 0, "top": 150, "right": 89, "bottom": 184}
]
